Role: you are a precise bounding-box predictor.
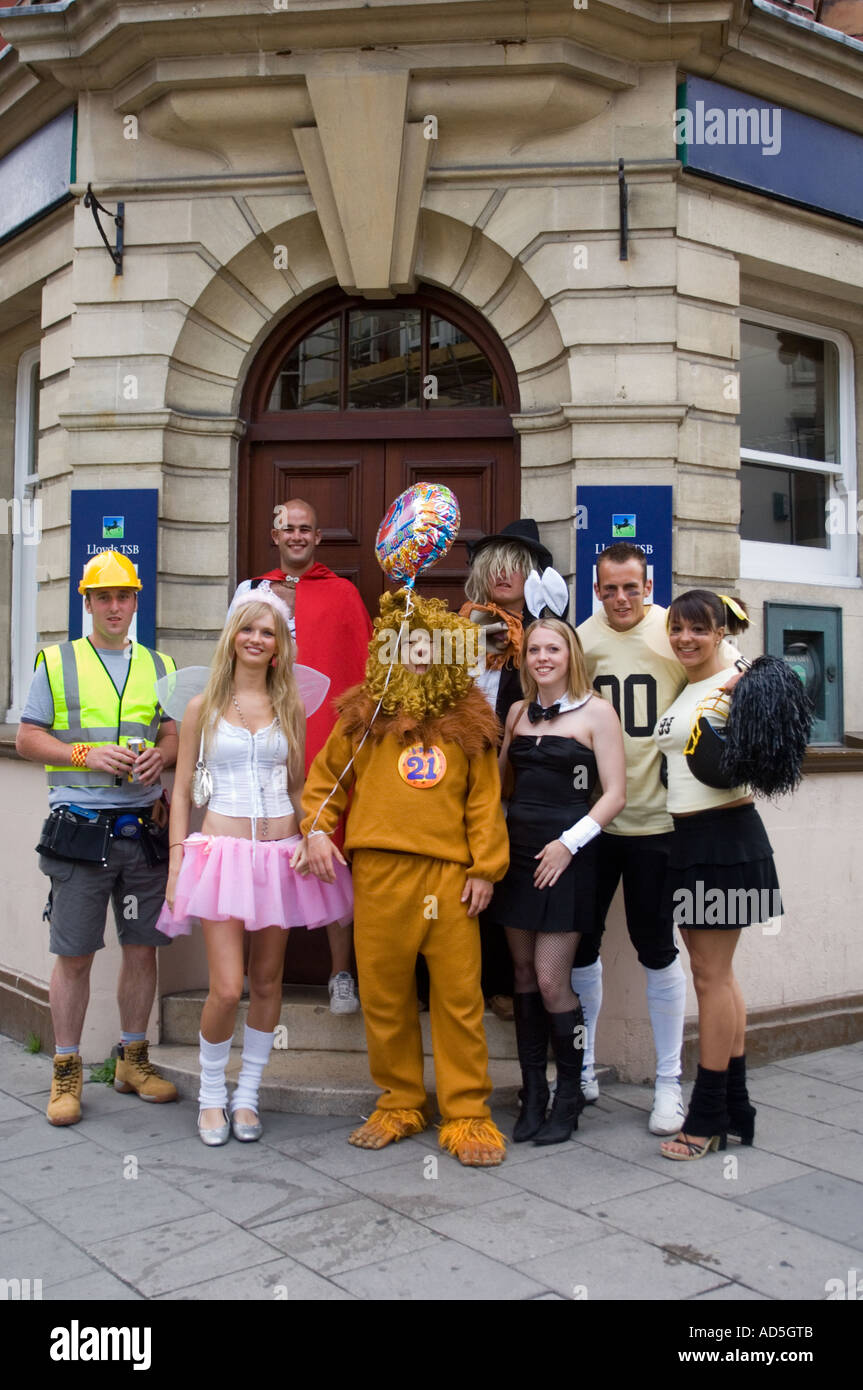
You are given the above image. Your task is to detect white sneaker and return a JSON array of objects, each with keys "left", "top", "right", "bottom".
[
  {"left": 329, "top": 972, "right": 360, "bottom": 1015},
  {"left": 648, "top": 1079, "right": 685, "bottom": 1135},
  {"left": 581, "top": 1073, "right": 600, "bottom": 1104}
]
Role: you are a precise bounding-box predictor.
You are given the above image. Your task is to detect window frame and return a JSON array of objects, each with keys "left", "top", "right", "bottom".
[{"left": 739, "top": 307, "right": 858, "bottom": 586}]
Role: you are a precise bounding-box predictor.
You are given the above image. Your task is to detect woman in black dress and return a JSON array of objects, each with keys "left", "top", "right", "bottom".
[{"left": 493, "top": 617, "right": 625, "bottom": 1145}]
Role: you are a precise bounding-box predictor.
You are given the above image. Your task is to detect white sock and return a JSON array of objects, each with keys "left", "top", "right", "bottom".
[
  {"left": 571, "top": 959, "right": 603, "bottom": 1080},
  {"left": 645, "top": 959, "right": 686, "bottom": 1083},
  {"left": 198, "top": 1033, "right": 231, "bottom": 1111},
  {"left": 230, "top": 1024, "right": 275, "bottom": 1116}
]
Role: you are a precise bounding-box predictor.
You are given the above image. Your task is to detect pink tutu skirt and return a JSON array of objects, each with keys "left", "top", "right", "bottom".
[{"left": 157, "top": 833, "right": 353, "bottom": 936}]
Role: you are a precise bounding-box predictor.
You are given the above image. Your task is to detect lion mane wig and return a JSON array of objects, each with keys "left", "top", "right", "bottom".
[{"left": 337, "top": 588, "right": 500, "bottom": 752}]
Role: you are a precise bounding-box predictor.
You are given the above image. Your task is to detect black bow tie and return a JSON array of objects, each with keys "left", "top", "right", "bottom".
[{"left": 527, "top": 700, "right": 561, "bottom": 724}]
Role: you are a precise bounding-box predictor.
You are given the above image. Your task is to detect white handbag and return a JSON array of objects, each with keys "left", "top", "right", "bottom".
[{"left": 191, "top": 731, "right": 212, "bottom": 808}]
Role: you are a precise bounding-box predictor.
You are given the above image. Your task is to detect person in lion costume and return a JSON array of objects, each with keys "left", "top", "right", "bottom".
[{"left": 301, "top": 589, "right": 509, "bottom": 1166}]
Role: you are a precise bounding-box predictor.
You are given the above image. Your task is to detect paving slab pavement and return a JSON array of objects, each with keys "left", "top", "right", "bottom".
[{"left": 2, "top": 1034, "right": 862, "bottom": 1306}]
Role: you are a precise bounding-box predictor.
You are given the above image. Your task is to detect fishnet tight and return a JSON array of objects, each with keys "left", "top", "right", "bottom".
[{"left": 505, "top": 928, "right": 581, "bottom": 1014}]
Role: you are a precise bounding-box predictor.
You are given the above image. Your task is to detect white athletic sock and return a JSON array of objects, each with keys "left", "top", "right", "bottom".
[
  {"left": 645, "top": 959, "right": 686, "bottom": 1083},
  {"left": 571, "top": 960, "right": 603, "bottom": 1079},
  {"left": 230, "top": 1024, "right": 275, "bottom": 1116},
  {"left": 198, "top": 1033, "right": 231, "bottom": 1111}
]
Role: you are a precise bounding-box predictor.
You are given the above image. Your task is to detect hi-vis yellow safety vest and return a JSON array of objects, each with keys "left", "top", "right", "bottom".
[{"left": 37, "top": 638, "right": 176, "bottom": 788}]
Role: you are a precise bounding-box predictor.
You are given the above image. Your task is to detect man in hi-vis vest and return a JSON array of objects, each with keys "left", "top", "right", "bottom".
[{"left": 16, "top": 551, "right": 179, "bottom": 1126}]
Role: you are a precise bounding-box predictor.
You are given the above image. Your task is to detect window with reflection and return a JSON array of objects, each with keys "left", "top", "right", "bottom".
[
  {"left": 428, "top": 315, "right": 499, "bottom": 408},
  {"left": 740, "top": 322, "right": 839, "bottom": 550},
  {"left": 265, "top": 307, "right": 502, "bottom": 412},
  {"left": 348, "top": 309, "right": 421, "bottom": 409},
  {"left": 267, "top": 317, "right": 340, "bottom": 411},
  {"left": 739, "top": 312, "right": 856, "bottom": 583}
]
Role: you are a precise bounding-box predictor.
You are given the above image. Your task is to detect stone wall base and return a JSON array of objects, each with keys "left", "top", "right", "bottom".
[
  {"left": 0, "top": 968, "right": 53, "bottom": 1052},
  {"left": 681, "top": 994, "right": 863, "bottom": 1077}
]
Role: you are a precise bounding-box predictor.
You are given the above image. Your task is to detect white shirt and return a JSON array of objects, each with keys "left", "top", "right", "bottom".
[{"left": 206, "top": 718, "right": 294, "bottom": 820}]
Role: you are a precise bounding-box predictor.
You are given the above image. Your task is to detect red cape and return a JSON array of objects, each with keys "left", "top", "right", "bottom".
[{"left": 254, "top": 562, "right": 373, "bottom": 772}]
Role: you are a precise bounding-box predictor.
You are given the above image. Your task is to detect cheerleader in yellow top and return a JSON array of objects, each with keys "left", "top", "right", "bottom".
[{"left": 653, "top": 590, "right": 779, "bottom": 1160}]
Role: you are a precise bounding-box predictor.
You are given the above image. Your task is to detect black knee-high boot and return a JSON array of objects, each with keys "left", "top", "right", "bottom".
[
  {"left": 727, "top": 1054, "right": 756, "bottom": 1145},
  {"left": 533, "top": 1003, "right": 585, "bottom": 1146},
  {"left": 679, "top": 1064, "right": 729, "bottom": 1154},
  {"left": 512, "top": 992, "right": 550, "bottom": 1142}
]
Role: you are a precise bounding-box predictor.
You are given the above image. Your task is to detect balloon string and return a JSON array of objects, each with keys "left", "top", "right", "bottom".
[{"left": 308, "top": 588, "right": 415, "bottom": 835}]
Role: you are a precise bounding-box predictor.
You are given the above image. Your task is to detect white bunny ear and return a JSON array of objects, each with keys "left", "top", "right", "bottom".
[{"left": 524, "top": 567, "right": 569, "bottom": 619}]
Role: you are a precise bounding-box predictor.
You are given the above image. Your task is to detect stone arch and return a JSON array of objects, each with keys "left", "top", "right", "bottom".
[
  {"left": 165, "top": 205, "right": 568, "bottom": 420},
  {"left": 159, "top": 203, "right": 573, "bottom": 643}
]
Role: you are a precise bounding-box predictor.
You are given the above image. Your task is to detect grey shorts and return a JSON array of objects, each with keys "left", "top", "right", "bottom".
[{"left": 38, "top": 837, "right": 172, "bottom": 957}]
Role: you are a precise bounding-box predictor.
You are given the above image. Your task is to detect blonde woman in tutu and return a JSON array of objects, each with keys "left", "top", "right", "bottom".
[{"left": 159, "top": 592, "right": 352, "bottom": 1145}]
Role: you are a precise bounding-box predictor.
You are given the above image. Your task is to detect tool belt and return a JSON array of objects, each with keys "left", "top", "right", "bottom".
[{"left": 37, "top": 803, "right": 170, "bottom": 868}]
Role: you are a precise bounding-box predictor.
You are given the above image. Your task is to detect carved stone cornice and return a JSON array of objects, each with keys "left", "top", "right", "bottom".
[{"left": 293, "top": 71, "right": 431, "bottom": 298}]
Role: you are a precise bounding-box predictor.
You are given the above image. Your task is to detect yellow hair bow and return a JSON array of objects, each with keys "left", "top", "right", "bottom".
[{"left": 718, "top": 594, "right": 747, "bottom": 623}]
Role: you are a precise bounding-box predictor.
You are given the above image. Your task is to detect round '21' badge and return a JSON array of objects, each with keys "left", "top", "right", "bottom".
[{"left": 397, "top": 744, "right": 447, "bottom": 788}]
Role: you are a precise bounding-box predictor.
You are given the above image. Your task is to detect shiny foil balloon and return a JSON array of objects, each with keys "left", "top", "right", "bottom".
[{"left": 375, "top": 482, "right": 461, "bottom": 586}]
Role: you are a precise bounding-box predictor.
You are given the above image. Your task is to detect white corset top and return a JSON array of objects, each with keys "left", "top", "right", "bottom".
[{"left": 206, "top": 718, "right": 295, "bottom": 821}]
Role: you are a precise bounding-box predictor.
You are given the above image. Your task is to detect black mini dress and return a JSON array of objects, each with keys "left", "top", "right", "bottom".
[{"left": 491, "top": 734, "right": 599, "bottom": 935}]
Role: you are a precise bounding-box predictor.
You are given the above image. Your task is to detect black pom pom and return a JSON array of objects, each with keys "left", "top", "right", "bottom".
[{"left": 721, "top": 655, "right": 814, "bottom": 797}]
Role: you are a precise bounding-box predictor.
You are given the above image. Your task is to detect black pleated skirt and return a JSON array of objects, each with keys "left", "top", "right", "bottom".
[{"left": 663, "top": 803, "right": 781, "bottom": 930}]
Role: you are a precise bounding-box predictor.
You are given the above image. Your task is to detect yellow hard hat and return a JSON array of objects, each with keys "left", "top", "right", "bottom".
[{"left": 78, "top": 550, "right": 143, "bottom": 594}]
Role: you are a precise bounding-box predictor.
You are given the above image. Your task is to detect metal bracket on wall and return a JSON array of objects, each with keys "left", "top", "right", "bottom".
[
  {"left": 618, "top": 157, "right": 628, "bottom": 261},
  {"left": 83, "top": 184, "right": 124, "bottom": 275}
]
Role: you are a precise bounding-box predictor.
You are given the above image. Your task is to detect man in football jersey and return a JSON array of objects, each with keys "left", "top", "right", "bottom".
[{"left": 574, "top": 543, "right": 688, "bottom": 1135}]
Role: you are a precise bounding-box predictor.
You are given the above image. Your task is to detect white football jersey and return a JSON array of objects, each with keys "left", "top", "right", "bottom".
[{"left": 577, "top": 604, "right": 685, "bottom": 836}]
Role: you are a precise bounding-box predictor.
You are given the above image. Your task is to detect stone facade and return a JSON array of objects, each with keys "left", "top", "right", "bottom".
[{"left": 1, "top": 0, "right": 861, "bottom": 1067}]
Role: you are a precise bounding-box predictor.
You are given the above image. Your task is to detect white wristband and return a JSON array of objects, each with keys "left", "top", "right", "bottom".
[{"left": 558, "top": 815, "right": 602, "bottom": 856}]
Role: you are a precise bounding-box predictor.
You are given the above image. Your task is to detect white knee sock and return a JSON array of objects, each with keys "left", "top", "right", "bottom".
[
  {"left": 230, "top": 1024, "right": 275, "bottom": 1115},
  {"left": 645, "top": 959, "right": 686, "bottom": 1083},
  {"left": 571, "top": 960, "right": 603, "bottom": 1080},
  {"left": 198, "top": 1033, "right": 231, "bottom": 1111}
]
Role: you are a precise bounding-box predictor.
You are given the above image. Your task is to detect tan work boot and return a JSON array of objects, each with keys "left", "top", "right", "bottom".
[
  {"left": 113, "top": 1040, "right": 178, "bottom": 1103},
  {"left": 46, "top": 1053, "right": 83, "bottom": 1126}
]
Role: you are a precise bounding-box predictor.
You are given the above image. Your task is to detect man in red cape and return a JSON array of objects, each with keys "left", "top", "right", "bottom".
[{"left": 243, "top": 498, "right": 373, "bottom": 1012}]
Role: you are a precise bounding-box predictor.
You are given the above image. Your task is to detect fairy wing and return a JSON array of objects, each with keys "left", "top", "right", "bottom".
[{"left": 156, "top": 665, "right": 330, "bottom": 720}]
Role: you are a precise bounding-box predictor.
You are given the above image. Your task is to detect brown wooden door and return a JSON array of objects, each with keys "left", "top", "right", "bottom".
[
  {"left": 238, "top": 287, "right": 521, "bottom": 984},
  {"left": 246, "top": 437, "right": 517, "bottom": 611},
  {"left": 246, "top": 440, "right": 384, "bottom": 605},
  {"left": 246, "top": 434, "right": 517, "bottom": 987}
]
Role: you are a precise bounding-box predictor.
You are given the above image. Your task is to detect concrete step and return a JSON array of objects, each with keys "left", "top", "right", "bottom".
[
  {"left": 157, "top": 990, "right": 616, "bottom": 1117},
  {"left": 160, "top": 987, "right": 520, "bottom": 1060},
  {"left": 149, "top": 1042, "right": 526, "bottom": 1117}
]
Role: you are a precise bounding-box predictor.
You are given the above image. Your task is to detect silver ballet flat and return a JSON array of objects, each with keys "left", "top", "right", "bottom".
[
  {"left": 197, "top": 1108, "right": 230, "bottom": 1146},
  {"left": 231, "top": 1110, "right": 263, "bottom": 1142}
]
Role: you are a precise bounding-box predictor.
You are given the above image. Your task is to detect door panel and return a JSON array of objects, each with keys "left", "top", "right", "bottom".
[
  {"left": 247, "top": 441, "right": 385, "bottom": 610},
  {"left": 243, "top": 435, "right": 517, "bottom": 986},
  {"left": 246, "top": 437, "right": 517, "bottom": 612},
  {"left": 384, "top": 438, "right": 518, "bottom": 606},
  {"left": 239, "top": 288, "right": 521, "bottom": 986}
]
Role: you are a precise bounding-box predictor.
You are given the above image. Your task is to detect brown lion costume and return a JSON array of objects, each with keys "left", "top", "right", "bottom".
[
  {"left": 340, "top": 590, "right": 499, "bottom": 754},
  {"left": 301, "top": 589, "right": 509, "bottom": 1165}
]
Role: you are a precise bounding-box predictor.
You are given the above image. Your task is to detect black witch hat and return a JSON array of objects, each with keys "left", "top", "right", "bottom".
[{"left": 466, "top": 518, "right": 553, "bottom": 573}]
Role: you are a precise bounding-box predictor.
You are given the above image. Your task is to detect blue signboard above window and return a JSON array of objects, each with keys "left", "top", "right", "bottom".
[{"left": 676, "top": 75, "right": 863, "bottom": 227}]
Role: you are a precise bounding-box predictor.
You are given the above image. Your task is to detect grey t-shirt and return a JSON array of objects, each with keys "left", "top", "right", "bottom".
[{"left": 21, "top": 646, "right": 165, "bottom": 810}]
